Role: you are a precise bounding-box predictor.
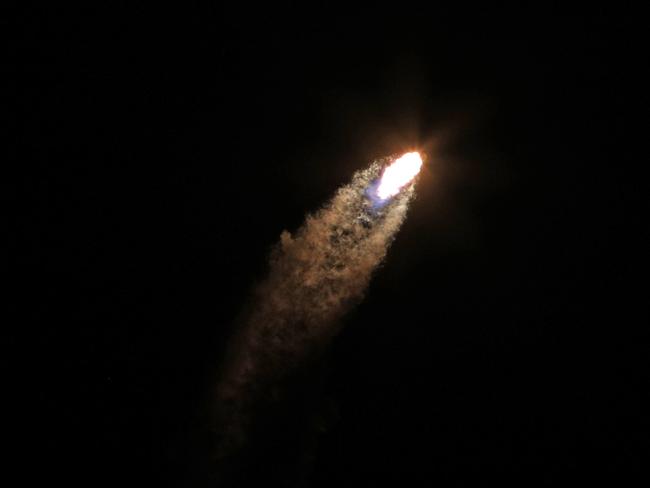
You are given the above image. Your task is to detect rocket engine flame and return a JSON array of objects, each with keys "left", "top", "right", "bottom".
[{"left": 376, "top": 151, "right": 423, "bottom": 199}]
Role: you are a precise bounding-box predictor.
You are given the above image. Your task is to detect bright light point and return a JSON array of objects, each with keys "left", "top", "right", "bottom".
[{"left": 376, "top": 152, "right": 423, "bottom": 199}]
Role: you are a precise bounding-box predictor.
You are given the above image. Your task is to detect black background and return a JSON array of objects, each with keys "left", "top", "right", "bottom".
[{"left": 13, "top": 5, "right": 646, "bottom": 487}]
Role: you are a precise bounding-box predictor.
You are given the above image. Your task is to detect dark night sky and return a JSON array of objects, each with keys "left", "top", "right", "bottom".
[{"left": 12, "top": 5, "right": 646, "bottom": 487}]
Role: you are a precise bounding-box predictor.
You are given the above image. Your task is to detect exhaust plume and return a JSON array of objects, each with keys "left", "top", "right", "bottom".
[{"left": 210, "top": 153, "right": 422, "bottom": 480}]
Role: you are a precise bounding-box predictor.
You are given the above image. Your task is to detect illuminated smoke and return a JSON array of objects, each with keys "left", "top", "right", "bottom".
[{"left": 211, "top": 153, "right": 422, "bottom": 473}]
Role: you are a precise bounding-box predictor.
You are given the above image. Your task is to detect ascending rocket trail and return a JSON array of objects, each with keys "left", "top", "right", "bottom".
[{"left": 212, "top": 152, "right": 423, "bottom": 466}]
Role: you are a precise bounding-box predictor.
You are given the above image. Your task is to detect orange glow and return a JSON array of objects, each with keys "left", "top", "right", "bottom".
[{"left": 376, "top": 152, "right": 423, "bottom": 199}]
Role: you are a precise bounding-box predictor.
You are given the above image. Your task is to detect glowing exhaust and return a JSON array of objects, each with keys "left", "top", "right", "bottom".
[
  {"left": 376, "top": 152, "right": 423, "bottom": 200},
  {"left": 213, "top": 152, "right": 424, "bottom": 469}
]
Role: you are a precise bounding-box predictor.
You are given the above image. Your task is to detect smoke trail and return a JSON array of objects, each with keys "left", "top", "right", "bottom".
[{"left": 210, "top": 156, "right": 419, "bottom": 478}]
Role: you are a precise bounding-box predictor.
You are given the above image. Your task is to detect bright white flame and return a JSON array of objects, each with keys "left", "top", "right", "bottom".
[{"left": 376, "top": 152, "right": 423, "bottom": 199}]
